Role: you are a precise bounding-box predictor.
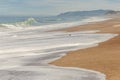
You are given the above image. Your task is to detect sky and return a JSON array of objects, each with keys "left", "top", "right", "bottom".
[{"left": 0, "top": 0, "right": 120, "bottom": 16}]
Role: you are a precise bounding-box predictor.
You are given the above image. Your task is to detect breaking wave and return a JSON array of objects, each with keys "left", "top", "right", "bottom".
[
  {"left": 0, "top": 18, "right": 37, "bottom": 29},
  {"left": 16, "top": 18, "right": 37, "bottom": 26}
]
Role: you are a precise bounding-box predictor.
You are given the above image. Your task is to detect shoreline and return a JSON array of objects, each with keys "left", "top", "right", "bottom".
[{"left": 50, "top": 18, "right": 120, "bottom": 80}]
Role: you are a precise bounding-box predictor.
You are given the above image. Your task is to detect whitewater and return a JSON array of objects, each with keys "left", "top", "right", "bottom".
[{"left": 0, "top": 17, "right": 117, "bottom": 80}]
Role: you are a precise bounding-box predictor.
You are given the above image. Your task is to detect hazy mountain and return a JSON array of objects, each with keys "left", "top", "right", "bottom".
[
  {"left": 106, "top": 11, "right": 120, "bottom": 15},
  {"left": 41, "top": 10, "right": 118, "bottom": 22},
  {"left": 57, "top": 10, "right": 114, "bottom": 18}
]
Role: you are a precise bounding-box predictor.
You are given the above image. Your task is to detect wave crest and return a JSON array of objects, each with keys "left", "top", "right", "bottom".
[
  {"left": 17, "top": 18, "right": 37, "bottom": 26},
  {"left": 0, "top": 18, "right": 37, "bottom": 29}
]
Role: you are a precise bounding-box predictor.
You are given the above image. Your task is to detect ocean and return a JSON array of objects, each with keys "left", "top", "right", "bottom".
[
  {"left": 0, "top": 16, "right": 116, "bottom": 80},
  {"left": 0, "top": 16, "right": 109, "bottom": 29}
]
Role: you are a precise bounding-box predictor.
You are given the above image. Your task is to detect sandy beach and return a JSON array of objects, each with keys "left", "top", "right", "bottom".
[
  {"left": 0, "top": 0, "right": 120, "bottom": 79},
  {"left": 51, "top": 18, "right": 120, "bottom": 80}
]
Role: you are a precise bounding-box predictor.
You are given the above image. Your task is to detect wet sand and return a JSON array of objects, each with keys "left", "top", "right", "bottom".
[{"left": 51, "top": 18, "right": 120, "bottom": 80}]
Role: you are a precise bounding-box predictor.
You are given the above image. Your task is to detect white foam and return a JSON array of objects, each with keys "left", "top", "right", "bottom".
[
  {"left": 0, "top": 26, "right": 117, "bottom": 80},
  {"left": 82, "top": 17, "right": 110, "bottom": 23}
]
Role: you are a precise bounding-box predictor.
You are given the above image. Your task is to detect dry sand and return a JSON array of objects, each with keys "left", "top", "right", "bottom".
[{"left": 50, "top": 18, "right": 120, "bottom": 80}]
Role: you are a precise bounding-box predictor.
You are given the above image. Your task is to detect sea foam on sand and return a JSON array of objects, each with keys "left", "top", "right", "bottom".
[{"left": 0, "top": 18, "right": 117, "bottom": 80}]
